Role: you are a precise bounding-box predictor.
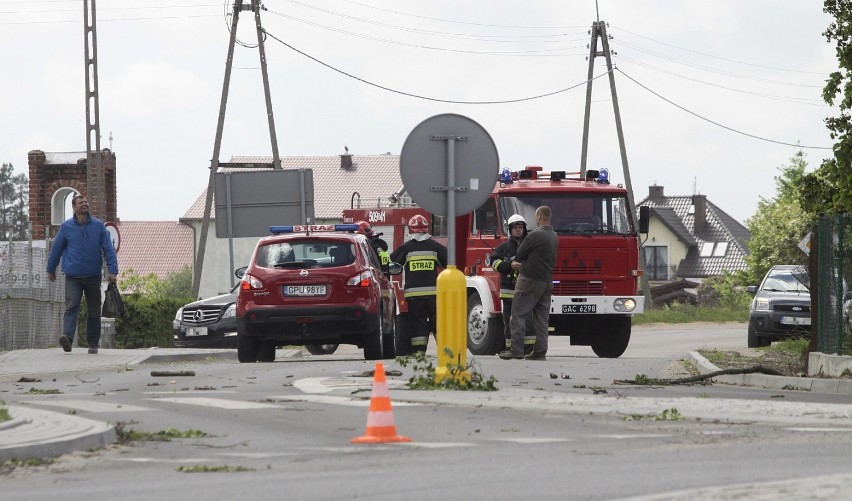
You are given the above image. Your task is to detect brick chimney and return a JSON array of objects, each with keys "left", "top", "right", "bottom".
[
  {"left": 648, "top": 185, "right": 664, "bottom": 201},
  {"left": 692, "top": 194, "right": 707, "bottom": 236},
  {"left": 340, "top": 147, "right": 353, "bottom": 171}
]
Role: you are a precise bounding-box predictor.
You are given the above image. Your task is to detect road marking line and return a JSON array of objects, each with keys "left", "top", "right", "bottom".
[
  {"left": 22, "top": 400, "right": 155, "bottom": 413},
  {"left": 494, "top": 438, "right": 573, "bottom": 444},
  {"left": 111, "top": 458, "right": 222, "bottom": 463},
  {"left": 293, "top": 377, "right": 407, "bottom": 394},
  {"left": 267, "top": 395, "right": 420, "bottom": 407},
  {"left": 150, "top": 397, "right": 279, "bottom": 410}
]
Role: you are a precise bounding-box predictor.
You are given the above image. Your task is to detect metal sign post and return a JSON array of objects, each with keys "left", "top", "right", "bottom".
[{"left": 400, "top": 114, "right": 499, "bottom": 384}]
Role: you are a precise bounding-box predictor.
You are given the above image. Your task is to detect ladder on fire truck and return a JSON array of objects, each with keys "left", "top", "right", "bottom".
[
  {"left": 191, "top": 0, "right": 283, "bottom": 298},
  {"left": 579, "top": 17, "right": 652, "bottom": 303}
]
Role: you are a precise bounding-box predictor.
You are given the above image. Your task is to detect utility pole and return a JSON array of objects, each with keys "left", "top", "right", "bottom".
[
  {"left": 83, "top": 0, "right": 104, "bottom": 218},
  {"left": 191, "top": 0, "right": 282, "bottom": 299},
  {"left": 578, "top": 20, "right": 652, "bottom": 305}
]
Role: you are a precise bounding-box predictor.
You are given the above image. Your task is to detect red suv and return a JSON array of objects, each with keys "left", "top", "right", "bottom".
[{"left": 236, "top": 224, "right": 401, "bottom": 362}]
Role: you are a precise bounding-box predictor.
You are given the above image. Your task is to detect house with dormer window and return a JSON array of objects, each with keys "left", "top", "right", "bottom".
[{"left": 637, "top": 185, "right": 751, "bottom": 288}]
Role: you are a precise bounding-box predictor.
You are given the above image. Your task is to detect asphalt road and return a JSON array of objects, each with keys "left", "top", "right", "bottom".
[{"left": 2, "top": 322, "right": 850, "bottom": 500}]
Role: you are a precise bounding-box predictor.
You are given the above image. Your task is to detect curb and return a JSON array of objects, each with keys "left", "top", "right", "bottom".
[
  {"left": 0, "top": 406, "right": 116, "bottom": 461},
  {"left": 686, "top": 351, "right": 852, "bottom": 394}
]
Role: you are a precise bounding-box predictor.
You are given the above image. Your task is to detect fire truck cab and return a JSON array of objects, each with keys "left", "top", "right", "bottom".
[
  {"left": 459, "top": 166, "right": 646, "bottom": 358},
  {"left": 343, "top": 165, "right": 647, "bottom": 359}
]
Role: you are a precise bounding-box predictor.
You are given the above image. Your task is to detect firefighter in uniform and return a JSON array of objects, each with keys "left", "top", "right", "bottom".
[
  {"left": 390, "top": 214, "right": 447, "bottom": 354},
  {"left": 356, "top": 220, "right": 390, "bottom": 272},
  {"left": 490, "top": 214, "right": 536, "bottom": 353}
]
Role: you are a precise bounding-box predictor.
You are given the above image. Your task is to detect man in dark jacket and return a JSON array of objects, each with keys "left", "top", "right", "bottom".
[
  {"left": 489, "top": 214, "right": 535, "bottom": 353},
  {"left": 499, "top": 206, "right": 557, "bottom": 361},
  {"left": 390, "top": 214, "right": 447, "bottom": 354},
  {"left": 46, "top": 195, "right": 119, "bottom": 354}
]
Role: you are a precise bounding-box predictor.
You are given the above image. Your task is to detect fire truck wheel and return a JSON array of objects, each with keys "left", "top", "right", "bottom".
[
  {"left": 305, "top": 344, "right": 339, "bottom": 355},
  {"left": 466, "top": 294, "right": 504, "bottom": 355},
  {"left": 237, "top": 334, "right": 259, "bottom": 363},
  {"left": 394, "top": 313, "right": 413, "bottom": 356},
  {"left": 363, "top": 312, "right": 384, "bottom": 361},
  {"left": 257, "top": 340, "right": 277, "bottom": 362},
  {"left": 590, "top": 316, "right": 631, "bottom": 358}
]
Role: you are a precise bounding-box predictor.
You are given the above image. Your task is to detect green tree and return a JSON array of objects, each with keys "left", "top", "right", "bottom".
[
  {"left": 742, "top": 151, "right": 812, "bottom": 284},
  {"left": 808, "top": 1, "right": 852, "bottom": 214},
  {"left": 119, "top": 266, "right": 193, "bottom": 299},
  {"left": 0, "top": 163, "right": 28, "bottom": 240}
]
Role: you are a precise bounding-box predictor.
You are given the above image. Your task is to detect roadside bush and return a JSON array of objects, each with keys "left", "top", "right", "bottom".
[
  {"left": 696, "top": 273, "right": 751, "bottom": 310},
  {"left": 75, "top": 268, "right": 192, "bottom": 348}
]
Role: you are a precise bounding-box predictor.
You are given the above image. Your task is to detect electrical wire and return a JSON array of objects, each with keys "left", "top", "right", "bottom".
[
  {"left": 267, "top": 10, "right": 588, "bottom": 56},
  {"left": 281, "top": 0, "right": 586, "bottom": 43},
  {"left": 223, "top": 0, "right": 257, "bottom": 49},
  {"left": 264, "top": 30, "right": 609, "bottom": 104},
  {"left": 611, "top": 24, "right": 827, "bottom": 75},
  {"left": 338, "top": 0, "right": 586, "bottom": 30},
  {"left": 0, "top": 13, "right": 219, "bottom": 25},
  {"left": 618, "top": 55, "right": 826, "bottom": 107},
  {"left": 615, "top": 39, "right": 822, "bottom": 88},
  {"left": 615, "top": 68, "right": 832, "bottom": 150}
]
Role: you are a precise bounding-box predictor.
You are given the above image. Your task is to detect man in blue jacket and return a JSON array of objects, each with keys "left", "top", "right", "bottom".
[{"left": 47, "top": 195, "right": 119, "bottom": 354}]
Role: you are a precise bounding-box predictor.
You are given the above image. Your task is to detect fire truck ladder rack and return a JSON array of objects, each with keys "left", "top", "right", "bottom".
[{"left": 192, "top": 0, "right": 283, "bottom": 298}]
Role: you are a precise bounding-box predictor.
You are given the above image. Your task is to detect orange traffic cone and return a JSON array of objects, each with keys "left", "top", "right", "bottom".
[{"left": 352, "top": 362, "right": 411, "bottom": 444}]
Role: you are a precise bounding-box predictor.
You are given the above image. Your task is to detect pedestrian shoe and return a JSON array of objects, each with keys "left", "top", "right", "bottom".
[
  {"left": 59, "top": 335, "right": 72, "bottom": 352},
  {"left": 524, "top": 352, "right": 547, "bottom": 361},
  {"left": 498, "top": 350, "right": 524, "bottom": 360},
  {"left": 88, "top": 347, "right": 99, "bottom": 354}
]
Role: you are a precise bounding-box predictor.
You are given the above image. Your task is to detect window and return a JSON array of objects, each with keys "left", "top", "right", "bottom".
[
  {"left": 713, "top": 242, "right": 728, "bottom": 257},
  {"left": 472, "top": 198, "right": 498, "bottom": 235},
  {"left": 643, "top": 246, "right": 669, "bottom": 280},
  {"left": 700, "top": 241, "right": 728, "bottom": 257}
]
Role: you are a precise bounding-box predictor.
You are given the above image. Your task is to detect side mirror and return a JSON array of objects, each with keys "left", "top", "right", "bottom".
[
  {"left": 638, "top": 206, "right": 650, "bottom": 234},
  {"left": 235, "top": 266, "right": 247, "bottom": 279},
  {"left": 387, "top": 262, "right": 403, "bottom": 276},
  {"left": 746, "top": 285, "right": 758, "bottom": 294}
]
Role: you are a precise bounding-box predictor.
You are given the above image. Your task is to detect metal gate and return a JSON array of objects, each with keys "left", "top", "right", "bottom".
[{"left": 816, "top": 213, "right": 852, "bottom": 355}]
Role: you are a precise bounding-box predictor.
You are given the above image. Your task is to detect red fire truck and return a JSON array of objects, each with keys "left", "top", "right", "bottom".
[{"left": 345, "top": 165, "right": 647, "bottom": 359}]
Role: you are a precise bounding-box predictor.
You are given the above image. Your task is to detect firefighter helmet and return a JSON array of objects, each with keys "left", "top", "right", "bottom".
[
  {"left": 408, "top": 214, "right": 429, "bottom": 234},
  {"left": 507, "top": 214, "right": 527, "bottom": 229},
  {"left": 355, "top": 220, "right": 374, "bottom": 237}
]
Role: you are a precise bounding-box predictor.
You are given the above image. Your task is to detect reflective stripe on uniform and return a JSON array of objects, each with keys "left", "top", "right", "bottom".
[
  {"left": 411, "top": 336, "right": 428, "bottom": 346},
  {"left": 405, "top": 286, "right": 437, "bottom": 298},
  {"left": 499, "top": 288, "right": 514, "bottom": 299}
]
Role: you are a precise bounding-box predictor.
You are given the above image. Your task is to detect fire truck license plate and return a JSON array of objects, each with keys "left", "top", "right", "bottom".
[
  {"left": 284, "top": 285, "right": 326, "bottom": 296},
  {"left": 562, "top": 305, "right": 596, "bottom": 313}
]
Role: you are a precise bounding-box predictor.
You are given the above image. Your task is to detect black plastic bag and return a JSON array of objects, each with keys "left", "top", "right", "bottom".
[{"left": 102, "top": 281, "right": 125, "bottom": 318}]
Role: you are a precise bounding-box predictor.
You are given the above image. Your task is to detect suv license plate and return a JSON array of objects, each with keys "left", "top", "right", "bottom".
[
  {"left": 186, "top": 326, "right": 208, "bottom": 337},
  {"left": 781, "top": 316, "right": 810, "bottom": 326},
  {"left": 562, "top": 304, "right": 596, "bottom": 313},
  {"left": 285, "top": 285, "right": 327, "bottom": 296}
]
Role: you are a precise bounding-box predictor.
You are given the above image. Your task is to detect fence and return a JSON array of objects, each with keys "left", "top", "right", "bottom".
[
  {"left": 816, "top": 213, "right": 852, "bottom": 355},
  {"left": 0, "top": 241, "right": 114, "bottom": 350}
]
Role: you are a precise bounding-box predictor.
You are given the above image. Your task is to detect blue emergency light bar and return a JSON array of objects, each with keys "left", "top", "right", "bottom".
[{"left": 269, "top": 224, "right": 360, "bottom": 235}]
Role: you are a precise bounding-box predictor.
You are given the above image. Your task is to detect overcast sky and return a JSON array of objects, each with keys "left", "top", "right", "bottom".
[{"left": 0, "top": 1, "right": 838, "bottom": 225}]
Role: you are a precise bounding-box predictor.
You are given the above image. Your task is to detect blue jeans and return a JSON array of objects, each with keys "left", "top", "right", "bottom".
[{"left": 63, "top": 276, "right": 103, "bottom": 347}]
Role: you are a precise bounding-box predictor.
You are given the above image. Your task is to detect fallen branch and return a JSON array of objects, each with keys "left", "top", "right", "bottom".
[{"left": 614, "top": 365, "right": 784, "bottom": 386}]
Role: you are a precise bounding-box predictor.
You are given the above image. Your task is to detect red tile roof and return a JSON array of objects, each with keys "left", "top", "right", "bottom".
[
  {"left": 181, "top": 154, "right": 403, "bottom": 220},
  {"left": 117, "top": 221, "right": 193, "bottom": 279}
]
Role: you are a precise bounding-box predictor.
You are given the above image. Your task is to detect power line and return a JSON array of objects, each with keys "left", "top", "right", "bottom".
[
  {"left": 616, "top": 68, "right": 832, "bottom": 150},
  {"left": 618, "top": 55, "right": 826, "bottom": 107},
  {"left": 615, "top": 40, "right": 823, "bottom": 88},
  {"left": 264, "top": 30, "right": 609, "bottom": 104},
  {"left": 611, "top": 24, "right": 827, "bottom": 75},
  {"left": 339, "top": 0, "right": 586, "bottom": 30},
  {"left": 267, "top": 10, "right": 588, "bottom": 56},
  {"left": 0, "top": 13, "right": 219, "bottom": 25},
  {"left": 281, "top": 0, "right": 586, "bottom": 43}
]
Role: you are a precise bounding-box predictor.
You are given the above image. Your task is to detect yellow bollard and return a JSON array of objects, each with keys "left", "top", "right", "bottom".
[{"left": 435, "top": 265, "right": 470, "bottom": 384}]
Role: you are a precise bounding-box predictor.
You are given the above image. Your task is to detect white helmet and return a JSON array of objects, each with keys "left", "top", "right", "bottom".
[{"left": 507, "top": 214, "right": 527, "bottom": 228}]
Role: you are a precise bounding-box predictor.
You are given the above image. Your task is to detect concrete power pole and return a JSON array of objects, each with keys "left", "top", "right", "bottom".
[
  {"left": 578, "top": 20, "right": 652, "bottom": 306},
  {"left": 83, "top": 0, "right": 104, "bottom": 219},
  {"left": 191, "top": 0, "right": 282, "bottom": 299}
]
